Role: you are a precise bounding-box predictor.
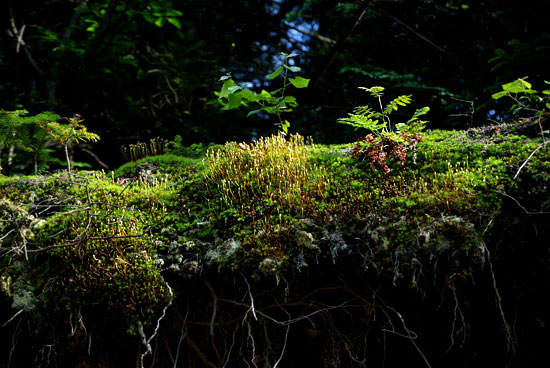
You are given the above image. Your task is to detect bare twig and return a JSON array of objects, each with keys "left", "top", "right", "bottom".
[
  {"left": 24, "top": 234, "right": 146, "bottom": 254},
  {"left": 79, "top": 147, "right": 110, "bottom": 170},
  {"left": 377, "top": 8, "right": 466, "bottom": 76},
  {"left": 314, "top": 0, "right": 373, "bottom": 85},
  {"left": 494, "top": 190, "right": 550, "bottom": 215},
  {"left": 512, "top": 143, "right": 544, "bottom": 181},
  {"left": 283, "top": 22, "right": 336, "bottom": 44},
  {"left": 450, "top": 97, "right": 476, "bottom": 128}
]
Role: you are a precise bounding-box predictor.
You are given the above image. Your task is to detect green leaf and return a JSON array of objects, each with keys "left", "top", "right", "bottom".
[
  {"left": 501, "top": 79, "right": 531, "bottom": 93},
  {"left": 167, "top": 17, "right": 182, "bottom": 30},
  {"left": 283, "top": 95, "right": 298, "bottom": 107},
  {"left": 154, "top": 17, "right": 166, "bottom": 27},
  {"left": 268, "top": 66, "right": 284, "bottom": 79},
  {"left": 227, "top": 86, "right": 242, "bottom": 94},
  {"left": 246, "top": 109, "right": 262, "bottom": 117},
  {"left": 219, "top": 79, "right": 236, "bottom": 99},
  {"left": 542, "top": 90, "right": 550, "bottom": 95},
  {"left": 491, "top": 91, "right": 508, "bottom": 100},
  {"left": 241, "top": 89, "right": 259, "bottom": 102},
  {"left": 289, "top": 76, "right": 309, "bottom": 88},
  {"left": 384, "top": 95, "right": 412, "bottom": 114},
  {"left": 395, "top": 123, "right": 407, "bottom": 131},
  {"left": 166, "top": 9, "right": 183, "bottom": 17},
  {"left": 259, "top": 90, "right": 273, "bottom": 100},
  {"left": 284, "top": 53, "right": 299, "bottom": 59},
  {"left": 360, "top": 86, "right": 385, "bottom": 97},
  {"left": 405, "top": 106, "right": 430, "bottom": 125},
  {"left": 284, "top": 65, "right": 301, "bottom": 72},
  {"left": 281, "top": 120, "right": 290, "bottom": 134},
  {"left": 219, "top": 75, "right": 231, "bottom": 81},
  {"left": 223, "top": 93, "right": 243, "bottom": 110},
  {"left": 520, "top": 79, "right": 532, "bottom": 89},
  {"left": 546, "top": 102, "right": 550, "bottom": 109}
]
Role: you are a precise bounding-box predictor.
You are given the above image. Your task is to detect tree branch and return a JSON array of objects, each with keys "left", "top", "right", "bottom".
[{"left": 312, "top": 0, "right": 374, "bottom": 86}]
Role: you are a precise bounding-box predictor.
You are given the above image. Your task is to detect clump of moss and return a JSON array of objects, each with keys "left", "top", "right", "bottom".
[
  {"left": 204, "top": 133, "right": 328, "bottom": 269},
  {"left": 114, "top": 153, "right": 203, "bottom": 180},
  {"left": 1, "top": 172, "right": 173, "bottom": 323},
  {"left": 2, "top": 128, "right": 549, "bottom": 315}
]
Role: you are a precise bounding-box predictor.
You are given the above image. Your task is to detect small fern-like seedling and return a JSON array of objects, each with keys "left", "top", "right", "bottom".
[
  {"left": 41, "top": 114, "right": 100, "bottom": 178},
  {"left": 338, "top": 86, "right": 429, "bottom": 172}
]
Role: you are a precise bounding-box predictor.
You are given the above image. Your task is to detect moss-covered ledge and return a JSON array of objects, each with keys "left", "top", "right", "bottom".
[{"left": 1, "top": 123, "right": 549, "bottom": 367}]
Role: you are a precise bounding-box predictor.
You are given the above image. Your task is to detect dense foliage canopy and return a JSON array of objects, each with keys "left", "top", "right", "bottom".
[{"left": 1, "top": 0, "right": 549, "bottom": 170}]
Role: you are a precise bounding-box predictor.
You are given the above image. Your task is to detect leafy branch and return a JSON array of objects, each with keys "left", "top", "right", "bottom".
[
  {"left": 492, "top": 77, "right": 549, "bottom": 144},
  {"left": 0, "top": 110, "right": 60, "bottom": 175},
  {"left": 217, "top": 53, "right": 310, "bottom": 134}
]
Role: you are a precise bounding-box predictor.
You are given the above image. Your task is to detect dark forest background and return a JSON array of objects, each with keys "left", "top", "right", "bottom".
[{"left": 1, "top": 0, "right": 549, "bottom": 169}]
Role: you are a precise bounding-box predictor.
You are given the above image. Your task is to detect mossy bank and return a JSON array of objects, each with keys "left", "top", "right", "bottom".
[{"left": 1, "top": 122, "right": 549, "bottom": 367}]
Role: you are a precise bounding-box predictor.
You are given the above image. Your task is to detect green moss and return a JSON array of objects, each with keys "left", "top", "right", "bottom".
[
  {"left": 114, "top": 153, "right": 204, "bottom": 179},
  {"left": 1, "top": 128, "right": 549, "bottom": 323}
]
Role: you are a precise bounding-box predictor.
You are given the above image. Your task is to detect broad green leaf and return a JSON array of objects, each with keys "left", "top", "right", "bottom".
[
  {"left": 154, "top": 18, "right": 166, "bottom": 27},
  {"left": 289, "top": 76, "right": 309, "bottom": 88},
  {"left": 167, "top": 17, "right": 182, "bottom": 30},
  {"left": 281, "top": 120, "right": 290, "bottom": 134},
  {"left": 268, "top": 66, "right": 284, "bottom": 79},
  {"left": 520, "top": 79, "right": 532, "bottom": 89},
  {"left": 223, "top": 93, "right": 242, "bottom": 110},
  {"left": 262, "top": 106, "right": 278, "bottom": 114},
  {"left": 284, "top": 65, "right": 301, "bottom": 72},
  {"left": 502, "top": 79, "right": 531, "bottom": 93},
  {"left": 166, "top": 9, "right": 183, "bottom": 17},
  {"left": 219, "top": 79, "right": 236, "bottom": 99},
  {"left": 219, "top": 75, "right": 231, "bottom": 81},
  {"left": 241, "top": 89, "right": 259, "bottom": 102},
  {"left": 227, "top": 85, "right": 242, "bottom": 94},
  {"left": 542, "top": 90, "right": 550, "bottom": 95},
  {"left": 121, "top": 55, "right": 138, "bottom": 68},
  {"left": 259, "top": 90, "right": 273, "bottom": 100},
  {"left": 546, "top": 102, "right": 550, "bottom": 109},
  {"left": 491, "top": 91, "right": 508, "bottom": 100},
  {"left": 246, "top": 109, "right": 262, "bottom": 117},
  {"left": 283, "top": 95, "right": 298, "bottom": 107},
  {"left": 395, "top": 123, "right": 407, "bottom": 131}
]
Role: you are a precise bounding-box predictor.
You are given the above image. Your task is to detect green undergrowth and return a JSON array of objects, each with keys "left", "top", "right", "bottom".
[{"left": 1, "top": 125, "right": 549, "bottom": 324}]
